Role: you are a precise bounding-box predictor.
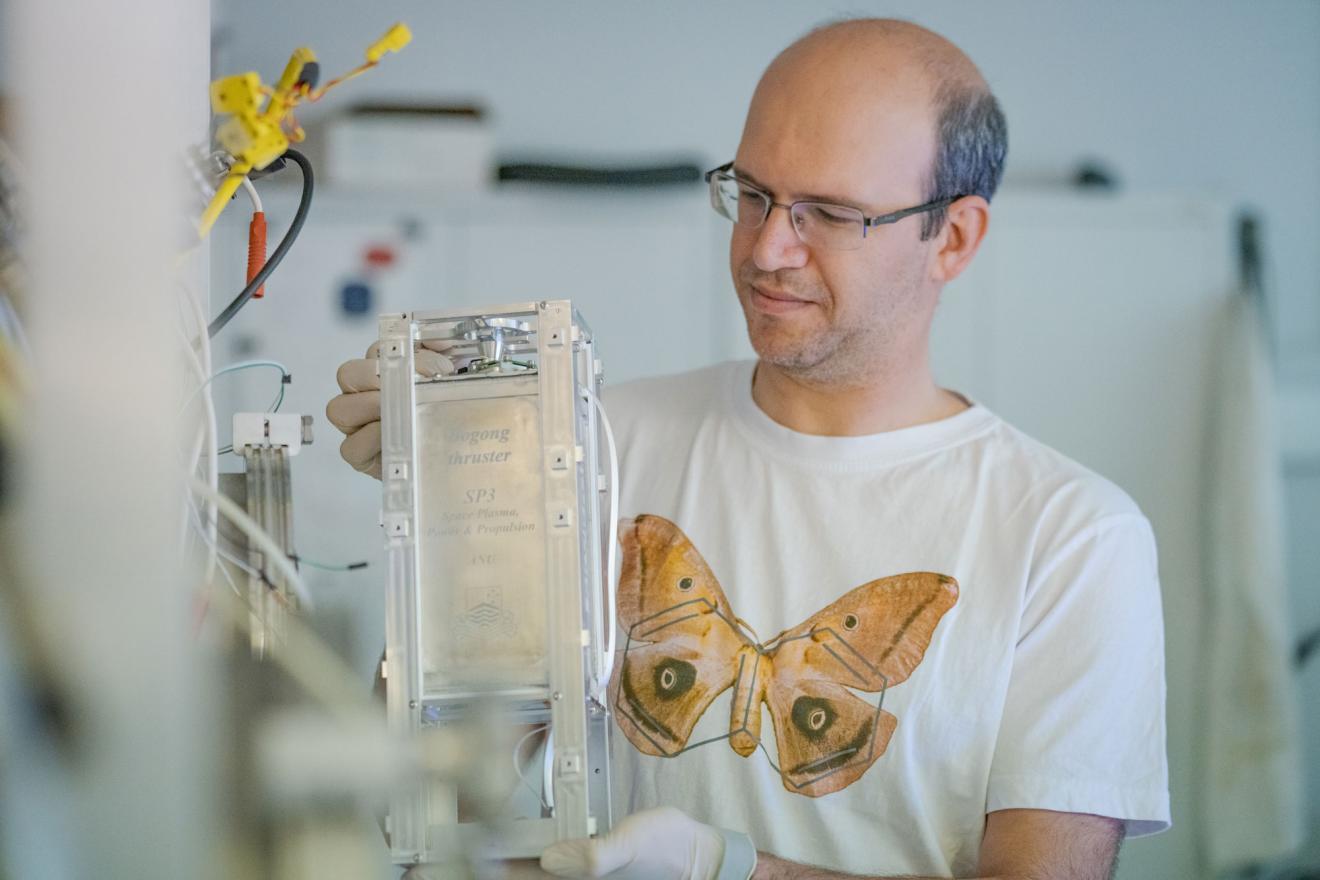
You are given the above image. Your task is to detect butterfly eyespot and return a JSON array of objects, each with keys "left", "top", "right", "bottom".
[
  {"left": 652, "top": 659, "right": 696, "bottom": 701},
  {"left": 791, "top": 696, "right": 837, "bottom": 741},
  {"left": 842, "top": 613, "right": 859, "bottom": 631},
  {"left": 677, "top": 576, "right": 694, "bottom": 592}
]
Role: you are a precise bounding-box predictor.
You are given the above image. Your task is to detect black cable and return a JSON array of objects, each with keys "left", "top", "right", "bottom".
[
  {"left": 207, "top": 148, "right": 314, "bottom": 338},
  {"left": 288, "top": 554, "right": 370, "bottom": 571}
]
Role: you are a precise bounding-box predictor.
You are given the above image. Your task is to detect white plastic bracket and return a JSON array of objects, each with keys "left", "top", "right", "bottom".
[{"left": 232, "top": 413, "right": 311, "bottom": 456}]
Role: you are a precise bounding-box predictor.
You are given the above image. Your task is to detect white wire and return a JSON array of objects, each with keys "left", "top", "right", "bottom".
[
  {"left": 211, "top": 546, "right": 245, "bottom": 601},
  {"left": 178, "top": 282, "right": 219, "bottom": 591},
  {"left": 186, "top": 490, "right": 302, "bottom": 603},
  {"left": 185, "top": 294, "right": 219, "bottom": 582},
  {"left": 189, "top": 505, "right": 244, "bottom": 602},
  {"left": 187, "top": 483, "right": 374, "bottom": 725},
  {"left": 187, "top": 476, "right": 314, "bottom": 609},
  {"left": 182, "top": 474, "right": 231, "bottom": 598},
  {"left": 174, "top": 296, "right": 210, "bottom": 437},
  {"left": 184, "top": 491, "right": 262, "bottom": 601},
  {"left": 178, "top": 416, "right": 205, "bottom": 548},
  {"left": 166, "top": 309, "right": 372, "bottom": 723},
  {"left": 239, "top": 175, "right": 263, "bottom": 214},
  {"left": 173, "top": 298, "right": 206, "bottom": 461},
  {"left": 201, "top": 554, "right": 372, "bottom": 724},
  {"left": 543, "top": 727, "right": 555, "bottom": 812},
  {"left": 512, "top": 724, "right": 551, "bottom": 811},
  {"left": 583, "top": 386, "right": 619, "bottom": 696}
]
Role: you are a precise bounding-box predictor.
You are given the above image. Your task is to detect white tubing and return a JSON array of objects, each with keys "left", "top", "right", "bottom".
[
  {"left": 187, "top": 476, "right": 314, "bottom": 609},
  {"left": 582, "top": 386, "right": 619, "bottom": 694},
  {"left": 543, "top": 727, "right": 555, "bottom": 812},
  {"left": 511, "top": 724, "right": 551, "bottom": 810},
  {"left": 179, "top": 285, "right": 218, "bottom": 592}
]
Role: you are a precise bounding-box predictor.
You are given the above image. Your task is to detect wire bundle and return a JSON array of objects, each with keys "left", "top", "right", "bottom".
[{"left": 208, "top": 148, "right": 313, "bottom": 337}]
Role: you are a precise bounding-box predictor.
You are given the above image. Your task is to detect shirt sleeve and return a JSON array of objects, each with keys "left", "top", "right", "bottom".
[{"left": 986, "top": 513, "right": 1171, "bottom": 837}]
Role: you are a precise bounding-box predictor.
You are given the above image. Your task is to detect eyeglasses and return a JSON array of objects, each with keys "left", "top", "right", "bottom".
[{"left": 704, "top": 161, "right": 960, "bottom": 251}]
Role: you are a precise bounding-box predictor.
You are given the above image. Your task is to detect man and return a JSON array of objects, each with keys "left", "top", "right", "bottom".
[{"left": 329, "top": 18, "right": 1169, "bottom": 880}]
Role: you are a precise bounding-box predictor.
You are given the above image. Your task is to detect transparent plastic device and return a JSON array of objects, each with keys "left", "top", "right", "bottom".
[{"left": 379, "top": 301, "right": 613, "bottom": 864}]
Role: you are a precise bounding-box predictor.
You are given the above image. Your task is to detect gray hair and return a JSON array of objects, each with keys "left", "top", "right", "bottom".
[{"left": 921, "top": 81, "right": 1008, "bottom": 240}]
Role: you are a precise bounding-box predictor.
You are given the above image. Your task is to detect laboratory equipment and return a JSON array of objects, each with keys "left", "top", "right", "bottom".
[
  {"left": 202, "top": 22, "right": 412, "bottom": 237},
  {"left": 227, "top": 411, "right": 314, "bottom": 655},
  {"left": 379, "top": 300, "right": 614, "bottom": 865}
]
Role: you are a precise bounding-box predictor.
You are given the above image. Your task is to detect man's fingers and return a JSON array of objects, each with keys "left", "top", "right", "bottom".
[
  {"left": 541, "top": 838, "right": 627, "bottom": 880},
  {"left": 497, "top": 858, "right": 556, "bottom": 880},
  {"left": 330, "top": 341, "right": 455, "bottom": 476},
  {"left": 326, "top": 390, "right": 380, "bottom": 433},
  {"left": 340, "top": 422, "right": 382, "bottom": 475},
  {"left": 407, "top": 860, "right": 550, "bottom": 880},
  {"left": 338, "top": 348, "right": 452, "bottom": 395},
  {"left": 540, "top": 839, "right": 595, "bottom": 878},
  {"left": 371, "top": 338, "right": 458, "bottom": 358},
  {"left": 421, "top": 338, "right": 462, "bottom": 355},
  {"left": 415, "top": 349, "right": 455, "bottom": 378},
  {"left": 337, "top": 358, "right": 380, "bottom": 393}
]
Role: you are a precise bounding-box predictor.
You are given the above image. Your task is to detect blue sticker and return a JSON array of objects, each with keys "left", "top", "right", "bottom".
[{"left": 340, "top": 281, "right": 372, "bottom": 317}]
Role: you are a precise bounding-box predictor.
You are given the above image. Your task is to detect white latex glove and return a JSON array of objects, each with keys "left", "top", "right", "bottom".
[
  {"left": 540, "top": 807, "right": 756, "bottom": 880},
  {"left": 325, "top": 339, "right": 456, "bottom": 479}
]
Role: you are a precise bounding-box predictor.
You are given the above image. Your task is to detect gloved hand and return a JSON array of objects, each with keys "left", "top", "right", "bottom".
[
  {"left": 540, "top": 807, "right": 757, "bottom": 880},
  {"left": 402, "top": 857, "right": 549, "bottom": 880},
  {"left": 325, "top": 340, "right": 456, "bottom": 479}
]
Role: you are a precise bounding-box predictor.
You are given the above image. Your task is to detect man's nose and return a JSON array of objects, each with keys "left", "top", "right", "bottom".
[{"left": 752, "top": 205, "right": 810, "bottom": 272}]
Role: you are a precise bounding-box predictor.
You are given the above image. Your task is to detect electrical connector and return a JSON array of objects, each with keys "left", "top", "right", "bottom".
[
  {"left": 232, "top": 413, "right": 312, "bottom": 455},
  {"left": 366, "top": 23, "right": 412, "bottom": 62}
]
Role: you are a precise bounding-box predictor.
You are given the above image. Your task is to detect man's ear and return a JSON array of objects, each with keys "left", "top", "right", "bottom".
[{"left": 930, "top": 195, "right": 990, "bottom": 284}]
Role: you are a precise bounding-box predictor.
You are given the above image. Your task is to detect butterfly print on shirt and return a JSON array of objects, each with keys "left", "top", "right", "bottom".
[{"left": 609, "top": 514, "right": 958, "bottom": 797}]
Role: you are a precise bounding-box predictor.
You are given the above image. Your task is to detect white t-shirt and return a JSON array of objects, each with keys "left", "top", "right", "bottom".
[{"left": 601, "top": 361, "right": 1170, "bottom": 878}]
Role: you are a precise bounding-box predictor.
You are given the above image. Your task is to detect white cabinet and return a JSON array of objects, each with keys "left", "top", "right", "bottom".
[{"left": 933, "top": 193, "right": 1236, "bottom": 880}]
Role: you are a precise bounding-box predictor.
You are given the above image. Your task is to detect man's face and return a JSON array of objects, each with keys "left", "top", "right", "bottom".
[{"left": 730, "top": 60, "right": 941, "bottom": 384}]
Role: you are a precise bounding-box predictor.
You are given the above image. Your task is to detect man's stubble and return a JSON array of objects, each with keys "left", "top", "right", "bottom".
[{"left": 736, "top": 255, "right": 930, "bottom": 389}]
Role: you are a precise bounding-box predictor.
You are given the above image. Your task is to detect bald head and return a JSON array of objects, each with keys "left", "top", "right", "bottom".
[
  {"left": 771, "top": 19, "right": 988, "bottom": 101},
  {"left": 741, "top": 18, "right": 1006, "bottom": 239}
]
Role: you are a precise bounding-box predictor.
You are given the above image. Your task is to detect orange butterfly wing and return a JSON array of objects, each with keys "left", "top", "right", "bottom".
[
  {"left": 763, "top": 572, "right": 959, "bottom": 796},
  {"left": 609, "top": 515, "right": 751, "bottom": 756},
  {"left": 609, "top": 516, "right": 959, "bottom": 797}
]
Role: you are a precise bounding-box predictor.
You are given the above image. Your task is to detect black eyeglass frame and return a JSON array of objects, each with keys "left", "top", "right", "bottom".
[{"left": 704, "top": 161, "right": 963, "bottom": 238}]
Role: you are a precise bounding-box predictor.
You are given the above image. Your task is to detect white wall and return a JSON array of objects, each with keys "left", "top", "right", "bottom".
[{"left": 211, "top": 0, "right": 1320, "bottom": 379}]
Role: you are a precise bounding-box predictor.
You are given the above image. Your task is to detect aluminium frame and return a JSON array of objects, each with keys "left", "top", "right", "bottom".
[{"left": 379, "top": 300, "right": 612, "bottom": 865}]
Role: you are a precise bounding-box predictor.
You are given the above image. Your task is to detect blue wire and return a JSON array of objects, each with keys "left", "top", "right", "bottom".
[
  {"left": 188, "top": 361, "right": 289, "bottom": 454},
  {"left": 294, "top": 556, "right": 369, "bottom": 572},
  {"left": 182, "top": 360, "right": 290, "bottom": 415}
]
